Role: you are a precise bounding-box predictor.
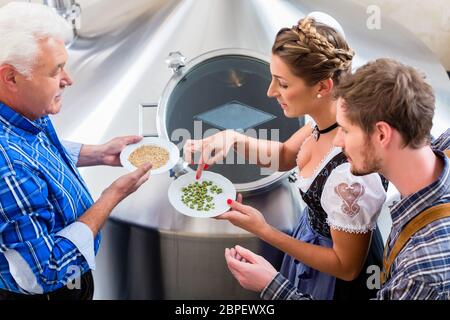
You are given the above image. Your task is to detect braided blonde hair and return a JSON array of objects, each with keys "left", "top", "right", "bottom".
[{"left": 272, "top": 17, "right": 354, "bottom": 86}]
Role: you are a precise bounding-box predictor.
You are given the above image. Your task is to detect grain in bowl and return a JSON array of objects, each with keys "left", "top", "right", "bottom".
[{"left": 128, "top": 145, "right": 169, "bottom": 169}]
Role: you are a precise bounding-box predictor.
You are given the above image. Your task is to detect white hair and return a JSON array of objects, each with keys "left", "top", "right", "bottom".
[{"left": 0, "top": 2, "right": 73, "bottom": 77}]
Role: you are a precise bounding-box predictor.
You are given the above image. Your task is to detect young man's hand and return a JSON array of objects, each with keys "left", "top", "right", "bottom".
[{"left": 225, "top": 245, "right": 277, "bottom": 292}]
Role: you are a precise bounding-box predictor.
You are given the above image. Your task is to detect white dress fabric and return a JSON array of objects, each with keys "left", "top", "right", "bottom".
[
  {"left": 321, "top": 162, "right": 387, "bottom": 233},
  {"left": 296, "top": 146, "right": 387, "bottom": 234}
]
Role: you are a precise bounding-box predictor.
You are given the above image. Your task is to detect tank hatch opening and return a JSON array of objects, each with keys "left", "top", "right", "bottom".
[{"left": 193, "top": 100, "right": 276, "bottom": 131}]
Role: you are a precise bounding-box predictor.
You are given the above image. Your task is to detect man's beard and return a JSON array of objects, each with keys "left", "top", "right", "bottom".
[{"left": 348, "top": 142, "right": 382, "bottom": 176}]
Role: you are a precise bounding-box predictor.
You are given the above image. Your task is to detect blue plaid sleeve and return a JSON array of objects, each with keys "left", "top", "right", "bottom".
[
  {"left": 0, "top": 164, "right": 91, "bottom": 294},
  {"left": 260, "top": 273, "right": 313, "bottom": 300},
  {"left": 376, "top": 277, "right": 443, "bottom": 300}
]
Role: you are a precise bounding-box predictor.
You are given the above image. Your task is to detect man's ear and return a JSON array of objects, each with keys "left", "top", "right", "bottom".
[
  {"left": 0, "top": 65, "right": 19, "bottom": 92},
  {"left": 374, "top": 121, "right": 393, "bottom": 148}
]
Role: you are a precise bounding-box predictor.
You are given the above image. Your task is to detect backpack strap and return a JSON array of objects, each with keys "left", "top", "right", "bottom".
[
  {"left": 381, "top": 149, "right": 450, "bottom": 284},
  {"left": 381, "top": 202, "right": 450, "bottom": 284}
]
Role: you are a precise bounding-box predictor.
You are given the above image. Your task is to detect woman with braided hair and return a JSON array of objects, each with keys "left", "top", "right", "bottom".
[{"left": 184, "top": 15, "right": 387, "bottom": 300}]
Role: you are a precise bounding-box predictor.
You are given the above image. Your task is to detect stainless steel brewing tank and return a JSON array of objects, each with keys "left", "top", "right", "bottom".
[
  {"left": 50, "top": 0, "right": 450, "bottom": 299},
  {"left": 155, "top": 48, "right": 304, "bottom": 194},
  {"left": 111, "top": 47, "right": 304, "bottom": 300}
]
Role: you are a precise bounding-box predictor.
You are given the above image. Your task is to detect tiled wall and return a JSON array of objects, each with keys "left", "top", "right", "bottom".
[{"left": 354, "top": 0, "right": 450, "bottom": 70}]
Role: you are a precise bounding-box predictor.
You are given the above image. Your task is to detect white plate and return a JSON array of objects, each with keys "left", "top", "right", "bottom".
[
  {"left": 120, "top": 137, "right": 180, "bottom": 175},
  {"left": 168, "top": 171, "right": 236, "bottom": 218}
]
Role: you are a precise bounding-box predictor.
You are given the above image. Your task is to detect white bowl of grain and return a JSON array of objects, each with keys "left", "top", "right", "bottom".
[{"left": 120, "top": 137, "right": 180, "bottom": 175}]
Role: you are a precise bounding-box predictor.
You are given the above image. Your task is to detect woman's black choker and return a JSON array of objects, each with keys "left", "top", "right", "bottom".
[{"left": 312, "top": 122, "right": 338, "bottom": 141}]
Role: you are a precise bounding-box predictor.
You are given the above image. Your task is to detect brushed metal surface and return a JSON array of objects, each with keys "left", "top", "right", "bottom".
[{"left": 43, "top": 0, "right": 450, "bottom": 299}]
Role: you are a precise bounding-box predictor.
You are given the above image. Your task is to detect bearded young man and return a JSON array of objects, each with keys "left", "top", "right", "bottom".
[{"left": 224, "top": 58, "right": 450, "bottom": 300}]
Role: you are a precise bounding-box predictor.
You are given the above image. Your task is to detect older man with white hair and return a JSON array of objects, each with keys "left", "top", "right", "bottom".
[{"left": 0, "top": 2, "right": 152, "bottom": 300}]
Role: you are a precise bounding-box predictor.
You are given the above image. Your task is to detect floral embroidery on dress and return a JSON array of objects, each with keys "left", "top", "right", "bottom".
[{"left": 334, "top": 182, "right": 365, "bottom": 217}]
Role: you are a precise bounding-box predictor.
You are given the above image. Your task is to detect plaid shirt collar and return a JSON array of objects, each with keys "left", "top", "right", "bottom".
[
  {"left": 388, "top": 150, "right": 450, "bottom": 248},
  {"left": 0, "top": 101, "right": 84, "bottom": 188},
  {"left": 0, "top": 101, "right": 48, "bottom": 135}
]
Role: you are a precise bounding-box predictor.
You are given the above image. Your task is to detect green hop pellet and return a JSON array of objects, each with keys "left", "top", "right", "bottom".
[{"left": 180, "top": 180, "right": 224, "bottom": 212}]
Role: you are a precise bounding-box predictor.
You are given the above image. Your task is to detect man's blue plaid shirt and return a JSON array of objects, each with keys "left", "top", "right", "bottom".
[{"left": 0, "top": 102, "right": 100, "bottom": 294}]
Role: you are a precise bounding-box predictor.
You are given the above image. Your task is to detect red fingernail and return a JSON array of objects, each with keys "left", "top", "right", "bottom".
[
  {"left": 196, "top": 174, "right": 199, "bottom": 180},
  {"left": 227, "top": 199, "right": 233, "bottom": 205},
  {"left": 204, "top": 164, "right": 209, "bottom": 170}
]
